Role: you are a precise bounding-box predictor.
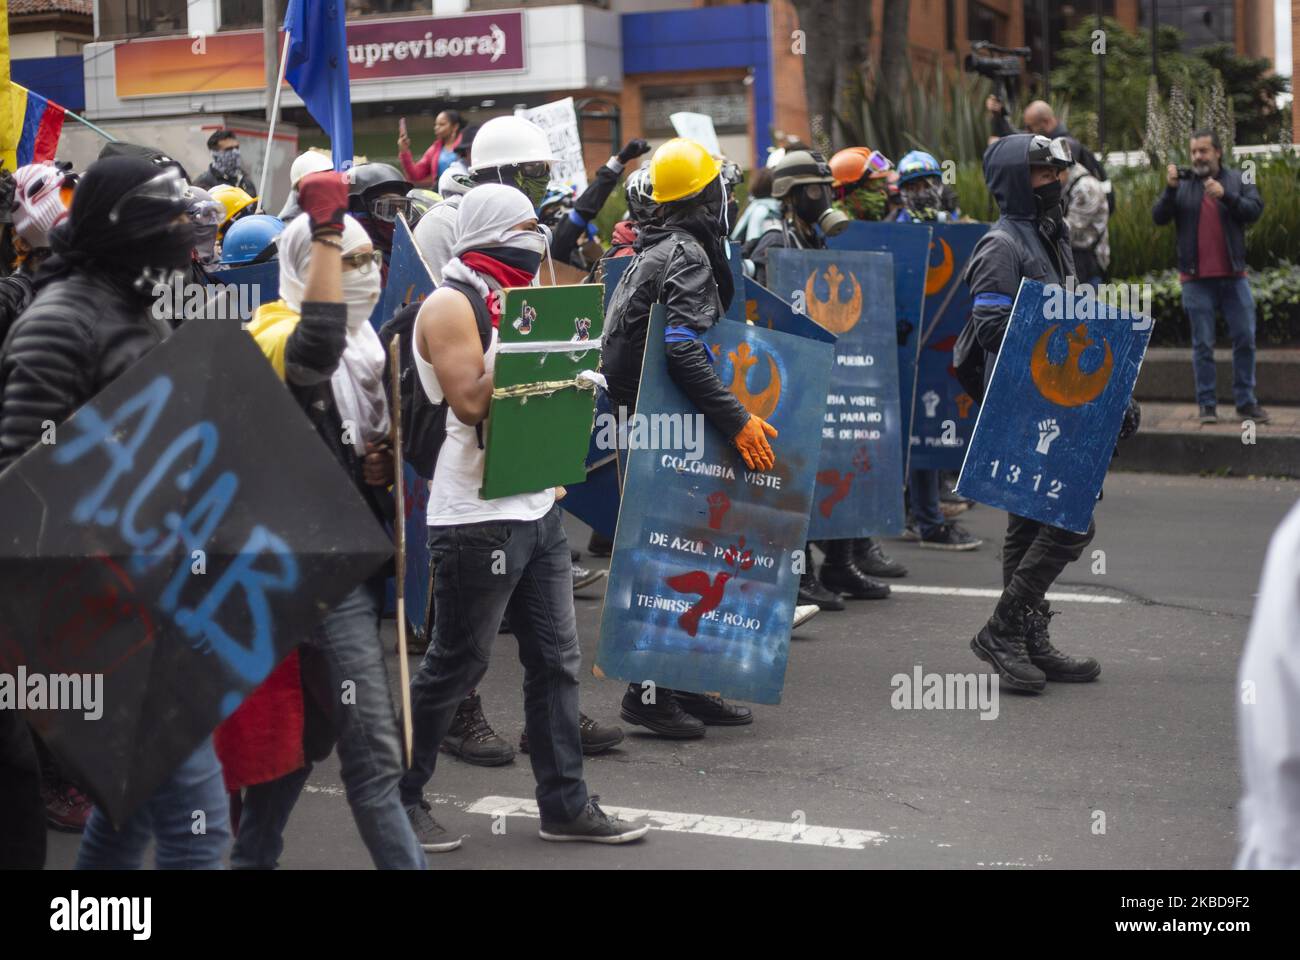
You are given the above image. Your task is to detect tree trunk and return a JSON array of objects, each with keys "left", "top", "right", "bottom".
[
  {"left": 791, "top": 0, "right": 872, "bottom": 153},
  {"left": 880, "top": 0, "right": 911, "bottom": 96}
]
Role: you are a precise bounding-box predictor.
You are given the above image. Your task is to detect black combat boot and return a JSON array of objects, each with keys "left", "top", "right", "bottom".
[
  {"left": 441, "top": 693, "right": 516, "bottom": 765},
  {"left": 819, "top": 540, "right": 890, "bottom": 599},
  {"left": 853, "top": 537, "right": 908, "bottom": 578},
  {"left": 619, "top": 683, "right": 704, "bottom": 738},
  {"left": 799, "top": 570, "right": 845, "bottom": 611},
  {"left": 970, "top": 595, "right": 1046, "bottom": 693},
  {"left": 1024, "top": 600, "right": 1101, "bottom": 682}
]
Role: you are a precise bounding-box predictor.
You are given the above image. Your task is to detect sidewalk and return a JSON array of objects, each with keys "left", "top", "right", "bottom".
[{"left": 1115, "top": 401, "right": 1300, "bottom": 477}]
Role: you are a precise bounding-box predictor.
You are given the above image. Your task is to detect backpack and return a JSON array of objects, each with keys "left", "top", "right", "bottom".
[{"left": 378, "top": 277, "right": 492, "bottom": 480}]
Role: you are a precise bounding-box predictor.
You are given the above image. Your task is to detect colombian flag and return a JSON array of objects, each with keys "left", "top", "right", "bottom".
[{"left": 9, "top": 84, "right": 66, "bottom": 167}]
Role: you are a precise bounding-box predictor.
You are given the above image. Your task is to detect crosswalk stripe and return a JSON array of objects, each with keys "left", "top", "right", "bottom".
[
  {"left": 465, "top": 796, "right": 885, "bottom": 849},
  {"left": 890, "top": 585, "right": 1122, "bottom": 604}
]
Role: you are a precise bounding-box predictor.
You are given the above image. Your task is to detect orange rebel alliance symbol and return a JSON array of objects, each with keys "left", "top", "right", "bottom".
[
  {"left": 723, "top": 341, "right": 782, "bottom": 419},
  {"left": 1030, "top": 323, "right": 1114, "bottom": 407},
  {"left": 803, "top": 264, "right": 862, "bottom": 335},
  {"left": 924, "top": 238, "right": 954, "bottom": 296}
]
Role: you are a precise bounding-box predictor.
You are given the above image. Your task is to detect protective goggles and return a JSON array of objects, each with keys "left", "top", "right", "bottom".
[
  {"left": 108, "top": 167, "right": 188, "bottom": 226},
  {"left": 1027, "top": 135, "right": 1073, "bottom": 169},
  {"left": 719, "top": 160, "right": 744, "bottom": 188},
  {"left": 864, "top": 150, "right": 893, "bottom": 174},
  {"left": 369, "top": 195, "right": 417, "bottom": 223},
  {"left": 187, "top": 200, "right": 225, "bottom": 227},
  {"left": 341, "top": 249, "right": 384, "bottom": 274},
  {"left": 510, "top": 161, "right": 551, "bottom": 181}
]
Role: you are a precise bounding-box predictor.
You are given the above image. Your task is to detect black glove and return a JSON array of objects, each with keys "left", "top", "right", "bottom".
[{"left": 617, "top": 139, "right": 651, "bottom": 164}]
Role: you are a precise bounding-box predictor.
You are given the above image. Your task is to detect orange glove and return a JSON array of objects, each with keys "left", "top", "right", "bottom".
[{"left": 731, "top": 415, "right": 777, "bottom": 471}]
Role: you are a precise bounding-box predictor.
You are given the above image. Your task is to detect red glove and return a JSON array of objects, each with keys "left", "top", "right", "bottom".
[{"left": 298, "top": 170, "right": 349, "bottom": 236}]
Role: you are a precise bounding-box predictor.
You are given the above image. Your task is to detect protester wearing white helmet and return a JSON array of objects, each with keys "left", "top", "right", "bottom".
[
  {"left": 413, "top": 114, "right": 554, "bottom": 283},
  {"left": 277, "top": 149, "right": 335, "bottom": 222}
]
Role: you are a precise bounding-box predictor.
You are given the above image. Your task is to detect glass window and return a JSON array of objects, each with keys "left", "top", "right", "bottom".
[
  {"left": 640, "top": 82, "right": 748, "bottom": 138},
  {"left": 98, "top": 0, "right": 188, "bottom": 39}
]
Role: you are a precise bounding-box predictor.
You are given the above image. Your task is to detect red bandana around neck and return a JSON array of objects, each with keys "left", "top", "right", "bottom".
[{"left": 459, "top": 251, "right": 536, "bottom": 327}]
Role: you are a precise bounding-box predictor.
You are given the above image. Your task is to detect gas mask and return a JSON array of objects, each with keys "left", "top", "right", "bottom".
[
  {"left": 904, "top": 180, "right": 944, "bottom": 216},
  {"left": 792, "top": 182, "right": 849, "bottom": 237}
]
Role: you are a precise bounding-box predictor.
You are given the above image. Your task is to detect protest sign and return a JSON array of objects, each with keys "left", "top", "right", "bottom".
[
  {"left": 669, "top": 112, "right": 721, "bottom": 157},
  {"left": 516, "top": 97, "right": 588, "bottom": 195}
]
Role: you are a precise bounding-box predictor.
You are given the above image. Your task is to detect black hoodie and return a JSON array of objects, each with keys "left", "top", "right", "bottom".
[{"left": 962, "top": 135, "right": 1076, "bottom": 382}]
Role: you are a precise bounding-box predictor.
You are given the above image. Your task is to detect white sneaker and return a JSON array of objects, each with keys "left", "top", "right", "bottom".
[{"left": 792, "top": 603, "right": 821, "bottom": 629}]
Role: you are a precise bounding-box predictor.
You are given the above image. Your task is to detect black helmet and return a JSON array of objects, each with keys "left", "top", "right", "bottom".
[{"left": 347, "top": 162, "right": 412, "bottom": 213}]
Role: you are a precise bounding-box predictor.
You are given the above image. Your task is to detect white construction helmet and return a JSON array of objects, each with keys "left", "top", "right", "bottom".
[
  {"left": 290, "top": 149, "right": 333, "bottom": 187},
  {"left": 469, "top": 115, "right": 554, "bottom": 173}
]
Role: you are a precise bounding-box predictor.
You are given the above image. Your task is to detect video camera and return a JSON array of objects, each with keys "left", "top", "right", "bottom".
[{"left": 964, "top": 40, "right": 1032, "bottom": 115}]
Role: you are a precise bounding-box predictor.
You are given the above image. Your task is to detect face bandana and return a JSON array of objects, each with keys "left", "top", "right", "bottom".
[
  {"left": 1034, "top": 179, "right": 1065, "bottom": 237},
  {"left": 341, "top": 266, "right": 382, "bottom": 331},
  {"left": 212, "top": 148, "right": 241, "bottom": 178},
  {"left": 459, "top": 228, "right": 548, "bottom": 326}
]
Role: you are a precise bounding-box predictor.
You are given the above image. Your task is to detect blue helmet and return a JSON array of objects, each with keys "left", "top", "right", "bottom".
[
  {"left": 220, "top": 214, "right": 285, "bottom": 265},
  {"left": 897, "top": 150, "right": 942, "bottom": 186}
]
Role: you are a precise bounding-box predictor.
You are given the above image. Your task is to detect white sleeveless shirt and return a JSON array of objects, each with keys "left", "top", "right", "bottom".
[{"left": 413, "top": 324, "right": 554, "bottom": 526}]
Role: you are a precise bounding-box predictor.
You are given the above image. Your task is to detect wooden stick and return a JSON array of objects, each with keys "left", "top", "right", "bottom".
[{"left": 389, "top": 335, "right": 414, "bottom": 768}]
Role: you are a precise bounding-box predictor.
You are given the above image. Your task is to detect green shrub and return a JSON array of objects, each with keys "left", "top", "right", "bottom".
[{"left": 1118, "top": 263, "right": 1300, "bottom": 346}]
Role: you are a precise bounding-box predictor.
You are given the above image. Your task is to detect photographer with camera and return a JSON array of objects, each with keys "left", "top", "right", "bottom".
[{"left": 1152, "top": 130, "right": 1267, "bottom": 425}]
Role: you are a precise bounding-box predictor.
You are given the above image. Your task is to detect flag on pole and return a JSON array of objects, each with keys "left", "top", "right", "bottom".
[
  {"left": 0, "top": 0, "right": 17, "bottom": 172},
  {"left": 10, "top": 84, "right": 66, "bottom": 166},
  {"left": 283, "top": 0, "right": 353, "bottom": 170}
]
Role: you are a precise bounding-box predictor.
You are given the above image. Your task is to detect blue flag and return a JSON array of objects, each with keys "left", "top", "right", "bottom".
[{"left": 283, "top": 0, "right": 353, "bottom": 170}]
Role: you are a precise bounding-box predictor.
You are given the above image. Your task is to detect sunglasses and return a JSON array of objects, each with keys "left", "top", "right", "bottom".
[{"left": 341, "top": 249, "right": 384, "bottom": 275}]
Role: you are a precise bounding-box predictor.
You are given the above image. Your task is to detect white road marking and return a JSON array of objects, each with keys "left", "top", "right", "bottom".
[
  {"left": 465, "top": 796, "right": 885, "bottom": 850},
  {"left": 890, "top": 585, "right": 1122, "bottom": 604}
]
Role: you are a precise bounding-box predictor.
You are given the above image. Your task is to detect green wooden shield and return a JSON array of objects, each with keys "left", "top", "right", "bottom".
[{"left": 480, "top": 284, "right": 605, "bottom": 500}]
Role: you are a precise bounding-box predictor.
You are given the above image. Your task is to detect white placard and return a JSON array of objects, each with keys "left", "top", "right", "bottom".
[
  {"left": 515, "top": 97, "right": 588, "bottom": 195},
  {"left": 669, "top": 112, "right": 721, "bottom": 157}
]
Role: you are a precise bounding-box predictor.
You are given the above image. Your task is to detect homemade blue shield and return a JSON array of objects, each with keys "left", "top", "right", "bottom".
[
  {"left": 768, "top": 249, "right": 905, "bottom": 541},
  {"left": 909, "top": 222, "right": 989, "bottom": 471},
  {"left": 284, "top": 0, "right": 353, "bottom": 170},
  {"left": 209, "top": 260, "right": 280, "bottom": 319},
  {"left": 369, "top": 214, "right": 434, "bottom": 331},
  {"left": 828, "top": 221, "right": 932, "bottom": 464},
  {"left": 956, "top": 279, "right": 1152, "bottom": 533},
  {"left": 596, "top": 307, "right": 833, "bottom": 704},
  {"left": 743, "top": 276, "right": 837, "bottom": 344},
  {"left": 724, "top": 240, "right": 745, "bottom": 322}
]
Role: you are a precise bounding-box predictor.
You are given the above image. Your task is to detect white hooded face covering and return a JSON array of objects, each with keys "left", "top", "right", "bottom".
[{"left": 277, "top": 214, "right": 390, "bottom": 454}]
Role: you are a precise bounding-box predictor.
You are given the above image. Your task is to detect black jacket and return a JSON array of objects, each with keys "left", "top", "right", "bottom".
[
  {"left": 551, "top": 160, "right": 621, "bottom": 269},
  {"left": 602, "top": 221, "right": 749, "bottom": 440},
  {"left": 963, "top": 135, "right": 1076, "bottom": 388},
  {"left": 194, "top": 166, "right": 258, "bottom": 197},
  {"left": 1151, "top": 165, "right": 1263, "bottom": 277},
  {"left": 746, "top": 216, "right": 820, "bottom": 289},
  {"left": 0, "top": 269, "right": 171, "bottom": 472},
  {"left": 0, "top": 269, "right": 35, "bottom": 352}
]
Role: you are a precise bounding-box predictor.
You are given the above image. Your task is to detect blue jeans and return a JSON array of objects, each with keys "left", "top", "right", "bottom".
[
  {"left": 908, "top": 468, "right": 944, "bottom": 538},
  {"left": 230, "top": 580, "right": 425, "bottom": 870},
  {"left": 75, "top": 737, "right": 231, "bottom": 869},
  {"left": 401, "top": 504, "right": 588, "bottom": 823},
  {"left": 1180, "top": 277, "right": 1257, "bottom": 408}
]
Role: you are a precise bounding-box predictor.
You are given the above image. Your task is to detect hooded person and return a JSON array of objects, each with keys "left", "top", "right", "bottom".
[
  {"left": 399, "top": 182, "right": 647, "bottom": 847},
  {"left": 230, "top": 173, "right": 426, "bottom": 870},
  {"left": 0, "top": 156, "right": 236, "bottom": 869},
  {"left": 0, "top": 161, "right": 75, "bottom": 345},
  {"left": 601, "top": 138, "right": 776, "bottom": 738},
  {"left": 960, "top": 133, "right": 1102, "bottom": 695}
]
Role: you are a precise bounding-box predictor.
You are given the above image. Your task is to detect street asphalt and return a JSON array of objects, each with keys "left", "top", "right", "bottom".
[{"left": 45, "top": 471, "right": 1300, "bottom": 870}]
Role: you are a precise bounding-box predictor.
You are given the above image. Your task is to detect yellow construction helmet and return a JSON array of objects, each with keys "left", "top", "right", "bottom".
[
  {"left": 650, "top": 138, "right": 722, "bottom": 203},
  {"left": 210, "top": 184, "right": 257, "bottom": 225}
]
